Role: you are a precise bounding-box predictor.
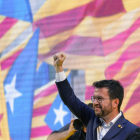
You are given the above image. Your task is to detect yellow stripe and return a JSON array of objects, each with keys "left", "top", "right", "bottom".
[
  {"left": 102, "top": 8, "right": 140, "bottom": 41},
  {"left": 38, "top": 38, "right": 50, "bottom": 54},
  {"left": 32, "top": 115, "right": 46, "bottom": 127},
  {"left": 44, "top": 27, "right": 139, "bottom": 72},
  {"left": 0, "top": 65, "right": 10, "bottom": 140},
  {"left": 45, "top": 54, "right": 105, "bottom": 70},
  {"left": 85, "top": 69, "right": 106, "bottom": 86},
  {"left": 1, "top": 68, "right": 10, "bottom": 83},
  {"left": 0, "top": 20, "right": 30, "bottom": 53},
  {"left": 38, "top": 13, "right": 124, "bottom": 54},
  {"left": 0, "top": 33, "right": 33, "bottom": 80},
  {"left": 30, "top": 135, "right": 48, "bottom": 140},
  {"left": 124, "top": 101, "right": 140, "bottom": 124},
  {"left": 114, "top": 56, "right": 140, "bottom": 80},
  {"left": 91, "top": 13, "right": 124, "bottom": 37},
  {"left": 104, "top": 27, "right": 140, "bottom": 69},
  {"left": 34, "top": 0, "right": 92, "bottom": 21},
  {"left": 34, "top": 80, "right": 56, "bottom": 96},
  {"left": 74, "top": 13, "right": 124, "bottom": 38},
  {"left": 73, "top": 16, "right": 100, "bottom": 38},
  {"left": 39, "top": 29, "right": 73, "bottom": 54},
  {"left": 44, "top": 25, "right": 140, "bottom": 71},
  {"left": 36, "top": 61, "right": 43, "bottom": 71},
  {"left": 0, "top": 32, "right": 33, "bottom": 62},
  {"left": 34, "top": 92, "right": 58, "bottom": 109},
  {"left": 123, "top": 0, "right": 140, "bottom": 12},
  {"left": 85, "top": 100, "right": 92, "bottom": 104},
  {"left": 121, "top": 72, "right": 140, "bottom": 111},
  {"left": 33, "top": 70, "right": 71, "bottom": 108},
  {"left": 122, "top": 84, "right": 131, "bottom": 110},
  {"left": 0, "top": 15, "right": 5, "bottom": 24}
]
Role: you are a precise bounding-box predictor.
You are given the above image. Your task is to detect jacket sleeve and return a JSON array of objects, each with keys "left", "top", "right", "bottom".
[
  {"left": 56, "top": 79, "right": 95, "bottom": 126},
  {"left": 128, "top": 127, "right": 140, "bottom": 140},
  {"left": 51, "top": 123, "right": 70, "bottom": 134}
]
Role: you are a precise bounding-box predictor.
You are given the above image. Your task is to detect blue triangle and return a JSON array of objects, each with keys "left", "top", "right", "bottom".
[
  {"left": 0, "top": 0, "right": 33, "bottom": 22},
  {"left": 34, "top": 62, "right": 49, "bottom": 90},
  {"left": 44, "top": 94, "right": 71, "bottom": 131},
  {"left": 4, "top": 28, "right": 40, "bottom": 140}
]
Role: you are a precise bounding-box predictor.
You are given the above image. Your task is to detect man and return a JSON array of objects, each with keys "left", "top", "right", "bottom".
[
  {"left": 53, "top": 52, "right": 140, "bottom": 140},
  {"left": 47, "top": 118, "right": 86, "bottom": 140},
  {"left": 47, "top": 103, "right": 93, "bottom": 140}
]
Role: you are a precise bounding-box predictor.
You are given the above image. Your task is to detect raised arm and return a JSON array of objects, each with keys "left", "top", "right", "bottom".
[
  {"left": 53, "top": 52, "right": 94, "bottom": 126},
  {"left": 47, "top": 120, "right": 77, "bottom": 140}
]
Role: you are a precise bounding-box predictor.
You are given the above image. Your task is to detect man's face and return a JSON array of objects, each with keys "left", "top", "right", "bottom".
[{"left": 93, "top": 87, "right": 113, "bottom": 118}]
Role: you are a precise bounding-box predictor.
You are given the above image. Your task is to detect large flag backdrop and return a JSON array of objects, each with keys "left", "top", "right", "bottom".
[{"left": 0, "top": 0, "right": 140, "bottom": 139}]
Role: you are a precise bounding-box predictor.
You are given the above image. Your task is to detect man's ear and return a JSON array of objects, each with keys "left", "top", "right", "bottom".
[{"left": 112, "top": 98, "right": 119, "bottom": 109}]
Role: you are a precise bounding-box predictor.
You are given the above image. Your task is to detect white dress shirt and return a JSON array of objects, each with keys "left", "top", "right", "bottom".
[
  {"left": 97, "top": 112, "right": 122, "bottom": 140},
  {"left": 55, "top": 71, "right": 122, "bottom": 140}
]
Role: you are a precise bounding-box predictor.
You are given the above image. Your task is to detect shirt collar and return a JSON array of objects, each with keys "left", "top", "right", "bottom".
[{"left": 99, "top": 111, "right": 122, "bottom": 127}]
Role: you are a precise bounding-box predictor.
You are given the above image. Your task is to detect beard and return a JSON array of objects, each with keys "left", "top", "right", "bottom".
[{"left": 94, "top": 102, "right": 113, "bottom": 118}]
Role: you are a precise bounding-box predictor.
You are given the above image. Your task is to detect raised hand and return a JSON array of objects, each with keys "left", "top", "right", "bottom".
[{"left": 53, "top": 52, "right": 66, "bottom": 73}]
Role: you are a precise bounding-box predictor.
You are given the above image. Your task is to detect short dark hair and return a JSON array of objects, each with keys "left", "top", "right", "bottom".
[{"left": 92, "top": 79, "right": 124, "bottom": 111}]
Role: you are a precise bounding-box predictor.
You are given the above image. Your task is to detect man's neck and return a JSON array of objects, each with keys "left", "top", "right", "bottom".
[{"left": 102, "top": 111, "right": 120, "bottom": 124}]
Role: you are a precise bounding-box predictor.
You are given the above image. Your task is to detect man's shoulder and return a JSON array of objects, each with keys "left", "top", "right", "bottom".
[
  {"left": 124, "top": 119, "right": 140, "bottom": 139},
  {"left": 124, "top": 118, "right": 139, "bottom": 130}
]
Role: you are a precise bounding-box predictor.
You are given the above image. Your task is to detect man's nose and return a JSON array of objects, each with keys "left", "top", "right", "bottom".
[{"left": 93, "top": 99, "right": 99, "bottom": 105}]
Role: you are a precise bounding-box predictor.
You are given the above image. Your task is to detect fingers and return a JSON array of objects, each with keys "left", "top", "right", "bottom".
[
  {"left": 53, "top": 52, "right": 66, "bottom": 61},
  {"left": 71, "top": 119, "right": 75, "bottom": 123},
  {"left": 53, "top": 55, "right": 57, "bottom": 61},
  {"left": 60, "top": 52, "right": 66, "bottom": 60},
  {"left": 69, "top": 120, "right": 77, "bottom": 132},
  {"left": 70, "top": 119, "right": 75, "bottom": 129},
  {"left": 70, "top": 119, "right": 77, "bottom": 131}
]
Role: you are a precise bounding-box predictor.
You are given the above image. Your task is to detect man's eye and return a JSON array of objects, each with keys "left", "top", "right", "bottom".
[{"left": 98, "top": 98, "right": 102, "bottom": 101}]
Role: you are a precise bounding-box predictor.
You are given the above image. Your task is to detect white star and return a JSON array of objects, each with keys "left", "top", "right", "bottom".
[
  {"left": 5, "top": 75, "right": 22, "bottom": 113},
  {"left": 53, "top": 102, "right": 68, "bottom": 126}
]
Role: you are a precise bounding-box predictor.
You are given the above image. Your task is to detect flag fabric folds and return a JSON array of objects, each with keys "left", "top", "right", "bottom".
[
  {"left": 0, "top": 64, "right": 10, "bottom": 140},
  {"left": 4, "top": 29, "right": 39, "bottom": 140},
  {"left": 0, "top": 0, "right": 140, "bottom": 140}
]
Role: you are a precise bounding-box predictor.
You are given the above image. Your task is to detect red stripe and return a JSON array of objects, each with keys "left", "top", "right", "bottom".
[
  {"left": 85, "top": 86, "right": 95, "bottom": 100},
  {"left": 34, "top": 0, "right": 125, "bottom": 38},
  {"left": 136, "top": 122, "right": 140, "bottom": 127},
  {"left": 0, "top": 17, "right": 18, "bottom": 39},
  {"left": 88, "top": 0, "right": 125, "bottom": 17},
  {"left": 31, "top": 125, "right": 52, "bottom": 138},
  {"left": 33, "top": 3, "right": 88, "bottom": 38},
  {"left": 38, "top": 35, "right": 103, "bottom": 60},
  {"left": 0, "top": 114, "right": 3, "bottom": 136},
  {"left": 103, "top": 17, "right": 140, "bottom": 56},
  {"left": 1, "top": 49, "right": 23, "bottom": 70},
  {"left": 105, "top": 40, "right": 140, "bottom": 80},
  {"left": 33, "top": 104, "right": 52, "bottom": 117},
  {"left": 0, "top": 114, "right": 3, "bottom": 121},
  {"left": 34, "top": 84, "right": 58, "bottom": 101},
  {"left": 124, "top": 85, "right": 140, "bottom": 112},
  {"left": 118, "top": 67, "right": 140, "bottom": 88}
]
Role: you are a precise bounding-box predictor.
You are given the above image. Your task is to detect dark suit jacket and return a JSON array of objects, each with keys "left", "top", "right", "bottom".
[{"left": 56, "top": 79, "right": 140, "bottom": 140}]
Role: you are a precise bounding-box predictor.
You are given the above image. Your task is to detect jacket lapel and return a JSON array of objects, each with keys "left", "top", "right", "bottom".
[
  {"left": 102, "top": 114, "right": 126, "bottom": 140},
  {"left": 93, "top": 117, "right": 102, "bottom": 140}
]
